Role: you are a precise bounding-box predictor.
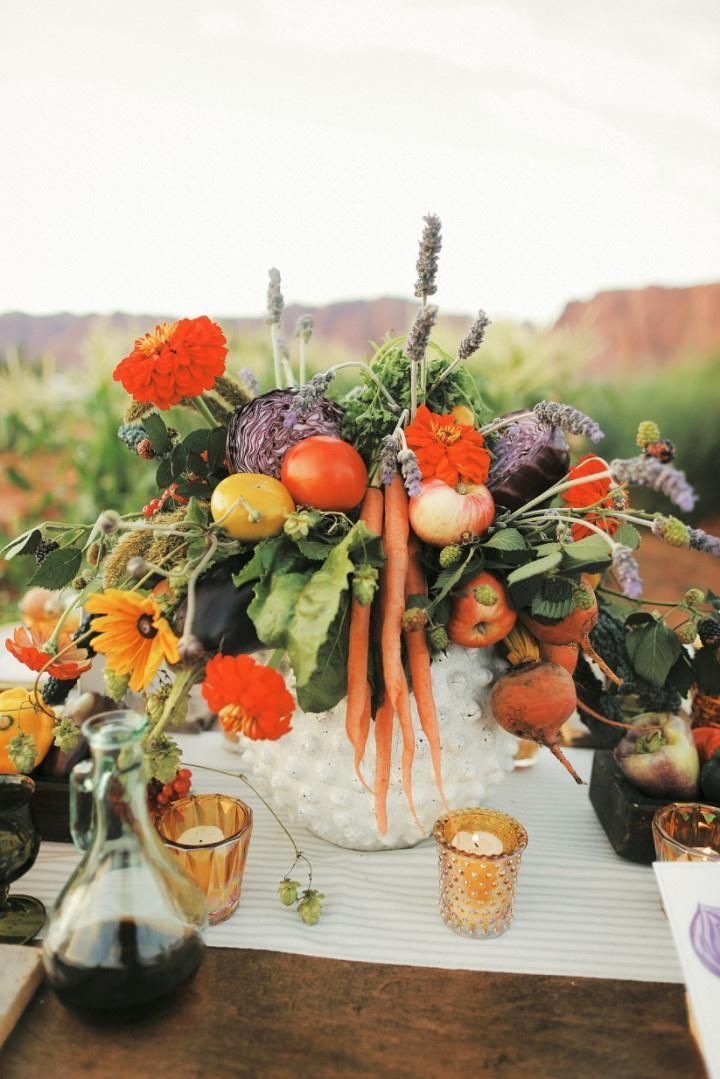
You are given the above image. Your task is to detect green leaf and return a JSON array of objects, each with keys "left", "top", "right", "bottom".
[
  {"left": 183, "top": 429, "right": 210, "bottom": 453},
  {"left": 625, "top": 620, "right": 682, "bottom": 688},
  {"left": 232, "top": 536, "right": 303, "bottom": 588},
  {"left": 155, "top": 457, "right": 173, "bottom": 489},
  {"left": 1, "top": 528, "right": 41, "bottom": 561},
  {"left": 186, "top": 450, "right": 209, "bottom": 478},
  {"left": 613, "top": 523, "right": 641, "bottom": 551},
  {"left": 174, "top": 481, "right": 211, "bottom": 498},
  {"left": 184, "top": 497, "right": 209, "bottom": 527},
  {"left": 295, "top": 598, "right": 350, "bottom": 713},
  {"left": 483, "top": 529, "right": 527, "bottom": 552},
  {"left": 286, "top": 523, "right": 366, "bottom": 688},
  {"left": 507, "top": 551, "right": 563, "bottom": 585},
  {"left": 249, "top": 571, "right": 313, "bottom": 648},
  {"left": 207, "top": 427, "right": 228, "bottom": 474},
  {"left": 29, "top": 547, "right": 82, "bottom": 589},
  {"left": 143, "top": 414, "right": 173, "bottom": 455},
  {"left": 563, "top": 534, "right": 614, "bottom": 564},
  {"left": 170, "top": 443, "right": 188, "bottom": 480},
  {"left": 530, "top": 577, "right": 576, "bottom": 621},
  {"left": 429, "top": 550, "right": 479, "bottom": 610},
  {"left": 293, "top": 538, "right": 334, "bottom": 561}
]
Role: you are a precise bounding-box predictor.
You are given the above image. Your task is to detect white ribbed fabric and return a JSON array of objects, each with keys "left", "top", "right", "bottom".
[{"left": 23, "top": 733, "right": 681, "bottom": 983}]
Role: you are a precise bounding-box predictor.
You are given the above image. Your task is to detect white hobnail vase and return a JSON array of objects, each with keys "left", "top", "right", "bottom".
[{"left": 224, "top": 644, "right": 517, "bottom": 851}]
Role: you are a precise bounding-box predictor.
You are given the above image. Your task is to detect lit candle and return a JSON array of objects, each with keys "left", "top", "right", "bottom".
[
  {"left": 451, "top": 830, "right": 504, "bottom": 856},
  {"left": 177, "top": 824, "right": 225, "bottom": 846}
]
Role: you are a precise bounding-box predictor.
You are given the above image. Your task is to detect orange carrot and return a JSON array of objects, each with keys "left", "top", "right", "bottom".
[
  {"left": 379, "top": 474, "right": 421, "bottom": 830},
  {"left": 381, "top": 475, "right": 409, "bottom": 714},
  {"left": 345, "top": 485, "right": 383, "bottom": 785},
  {"left": 373, "top": 693, "right": 394, "bottom": 834},
  {"left": 405, "top": 538, "right": 448, "bottom": 810},
  {"left": 353, "top": 683, "right": 373, "bottom": 791}
]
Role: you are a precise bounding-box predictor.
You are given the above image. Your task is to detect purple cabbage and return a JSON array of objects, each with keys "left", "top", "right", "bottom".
[
  {"left": 226, "top": 389, "right": 343, "bottom": 478},
  {"left": 488, "top": 411, "right": 569, "bottom": 510}
]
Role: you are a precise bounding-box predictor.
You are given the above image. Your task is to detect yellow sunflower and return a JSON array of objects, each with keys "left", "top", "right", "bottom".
[{"left": 85, "top": 589, "right": 180, "bottom": 693}]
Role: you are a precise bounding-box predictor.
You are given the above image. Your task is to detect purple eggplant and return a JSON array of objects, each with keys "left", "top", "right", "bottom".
[{"left": 488, "top": 411, "right": 569, "bottom": 510}]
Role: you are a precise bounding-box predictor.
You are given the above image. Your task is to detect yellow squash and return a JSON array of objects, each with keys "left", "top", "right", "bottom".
[{"left": 0, "top": 688, "right": 55, "bottom": 772}]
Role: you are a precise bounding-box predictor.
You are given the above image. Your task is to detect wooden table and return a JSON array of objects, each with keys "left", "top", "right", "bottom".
[{"left": 2, "top": 948, "right": 705, "bottom": 1078}]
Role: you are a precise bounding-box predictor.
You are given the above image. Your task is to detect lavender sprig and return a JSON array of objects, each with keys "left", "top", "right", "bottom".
[
  {"left": 610, "top": 455, "right": 697, "bottom": 512},
  {"left": 689, "top": 527, "right": 720, "bottom": 558},
  {"left": 295, "top": 315, "right": 313, "bottom": 388},
  {"left": 414, "top": 213, "right": 442, "bottom": 300},
  {"left": 265, "top": 268, "right": 284, "bottom": 326},
  {"left": 533, "top": 401, "right": 603, "bottom": 443},
  {"left": 283, "top": 371, "right": 337, "bottom": 430},
  {"left": 406, "top": 304, "right": 438, "bottom": 367},
  {"left": 380, "top": 434, "right": 399, "bottom": 486},
  {"left": 431, "top": 310, "right": 491, "bottom": 391},
  {"left": 612, "top": 546, "right": 643, "bottom": 599},
  {"left": 237, "top": 367, "right": 260, "bottom": 397},
  {"left": 397, "top": 448, "right": 422, "bottom": 497}
]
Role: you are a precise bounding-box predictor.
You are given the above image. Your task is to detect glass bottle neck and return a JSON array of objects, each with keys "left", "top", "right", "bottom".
[{"left": 90, "top": 737, "right": 152, "bottom": 844}]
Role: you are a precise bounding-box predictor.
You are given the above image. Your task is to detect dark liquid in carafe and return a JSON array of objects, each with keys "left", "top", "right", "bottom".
[{"left": 46, "top": 918, "right": 204, "bottom": 1017}]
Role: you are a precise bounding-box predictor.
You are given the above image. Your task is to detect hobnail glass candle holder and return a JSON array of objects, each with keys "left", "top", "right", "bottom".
[
  {"left": 157, "top": 794, "right": 253, "bottom": 925},
  {"left": 652, "top": 803, "right": 720, "bottom": 863},
  {"left": 433, "top": 807, "right": 527, "bottom": 938}
]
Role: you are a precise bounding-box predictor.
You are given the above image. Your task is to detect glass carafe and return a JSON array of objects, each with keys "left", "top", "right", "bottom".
[{"left": 43, "top": 710, "right": 207, "bottom": 1017}]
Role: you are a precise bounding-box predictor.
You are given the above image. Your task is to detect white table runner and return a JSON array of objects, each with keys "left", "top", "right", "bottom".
[{"left": 23, "top": 734, "right": 681, "bottom": 983}]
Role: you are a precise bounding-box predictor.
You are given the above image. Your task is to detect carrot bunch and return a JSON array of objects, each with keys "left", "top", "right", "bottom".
[{"left": 346, "top": 475, "right": 445, "bottom": 835}]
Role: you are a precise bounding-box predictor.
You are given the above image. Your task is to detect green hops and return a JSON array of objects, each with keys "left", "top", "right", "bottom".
[
  {"left": 429, "top": 625, "right": 449, "bottom": 650},
  {"left": 352, "top": 565, "right": 379, "bottom": 607},
  {"left": 297, "top": 889, "right": 325, "bottom": 926},
  {"left": 104, "top": 667, "right": 130, "bottom": 702},
  {"left": 402, "top": 607, "right": 429, "bottom": 631},
  {"left": 284, "top": 510, "right": 319, "bottom": 540},
  {"left": 146, "top": 734, "right": 182, "bottom": 784},
  {"left": 278, "top": 879, "right": 300, "bottom": 907},
  {"left": 573, "top": 585, "right": 596, "bottom": 611},
  {"left": 8, "top": 732, "right": 37, "bottom": 773},
  {"left": 676, "top": 622, "right": 698, "bottom": 645},
  {"left": 655, "top": 515, "right": 690, "bottom": 548},
  {"left": 636, "top": 420, "right": 661, "bottom": 448},
  {"left": 439, "top": 544, "right": 462, "bottom": 568},
  {"left": 52, "top": 717, "right": 82, "bottom": 753},
  {"left": 473, "top": 584, "right": 498, "bottom": 606},
  {"left": 684, "top": 588, "right": 705, "bottom": 606}
]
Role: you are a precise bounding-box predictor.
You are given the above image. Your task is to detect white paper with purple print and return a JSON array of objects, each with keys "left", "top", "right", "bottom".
[{"left": 654, "top": 862, "right": 720, "bottom": 1078}]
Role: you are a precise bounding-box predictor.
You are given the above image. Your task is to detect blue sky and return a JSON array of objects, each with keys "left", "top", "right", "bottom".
[{"left": 1, "top": 0, "right": 718, "bottom": 321}]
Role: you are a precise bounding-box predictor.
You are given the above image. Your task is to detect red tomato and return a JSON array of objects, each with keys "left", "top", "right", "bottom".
[{"left": 281, "top": 436, "right": 368, "bottom": 511}]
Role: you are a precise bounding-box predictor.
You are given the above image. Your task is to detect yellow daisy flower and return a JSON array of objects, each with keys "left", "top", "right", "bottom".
[{"left": 85, "top": 589, "right": 180, "bottom": 693}]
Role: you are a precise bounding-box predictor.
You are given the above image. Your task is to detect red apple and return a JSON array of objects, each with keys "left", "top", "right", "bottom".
[
  {"left": 408, "top": 480, "right": 495, "bottom": 547},
  {"left": 448, "top": 572, "right": 517, "bottom": 648}
]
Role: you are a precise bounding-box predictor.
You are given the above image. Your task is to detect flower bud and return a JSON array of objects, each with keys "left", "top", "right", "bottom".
[
  {"left": 439, "top": 544, "right": 462, "bottom": 568},
  {"left": 429, "top": 625, "right": 449, "bottom": 650},
  {"left": 98, "top": 510, "right": 121, "bottom": 535},
  {"left": 473, "top": 584, "right": 498, "bottom": 606},
  {"left": 684, "top": 588, "right": 705, "bottom": 606}
]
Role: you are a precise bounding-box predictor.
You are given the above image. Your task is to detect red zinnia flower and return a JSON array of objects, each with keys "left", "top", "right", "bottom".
[
  {"left": 6, "top": 625, "right": 92, "bottom": 680},
  {"left": 201, "top": 654, "right": 294, "bottom": 741},
  {"left": 405, "top": 405, "right": 491, "bottom": 487},
  {"left": 113, "top": 316, "right": 228, "bottom": 410},
  {"left": 561, "top": 454, "right": 628, "bottom": 541}
]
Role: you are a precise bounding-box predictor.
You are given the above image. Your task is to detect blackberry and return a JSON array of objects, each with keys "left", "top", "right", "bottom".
[
  {"left": 698, "top": 618, "right": 720, "bottom": 648},
  {"left": 72, "top": 614, "right": 98, "bottom": 657},
  {"left": 35, "top": 539, "right": 60, "bottom": 564},
  {"left": 42, "top": 676, "right": 77, "bottom": 706},
  {"left": 644, "top": 438, "right": 675, "bottom": 464}
]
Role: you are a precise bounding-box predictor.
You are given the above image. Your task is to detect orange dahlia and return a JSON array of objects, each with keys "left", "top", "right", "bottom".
[
  {"left": 405, "top": 405, "right": 491, "bottom": 487},
  {"left": 201, "top": 654, "right": 294, "bottom": 741},
  {"left": 6, "top": 625, "right": 91, "bottom": 680},
  {"left": 113, "top": 316, "right": 228, "bottom": 410},
  {"left": 561, "top": 454, "right": 628, "bottom": 541},
  {"left": 85, "top": 589, "right": 180, "bottom": 692}
]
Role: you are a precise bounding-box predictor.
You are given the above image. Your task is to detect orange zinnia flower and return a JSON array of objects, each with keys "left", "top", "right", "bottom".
[
  {"left": 405, "top": 405, "right": 491, "bottom": 487},
  {"left": 561, "top": 454, "right": 628, "bottom": 541},
  {"left": 6, "top": 625, "right": 91, "bottom": 680},
  {"left": 201, "top": 654, "right": 294, "bottom": 741},
  {"left": 113, "top": 316, "right": 228, "bottom": 410},
  {"left": 85, "top": 589, "right": 180, "bottom": 693}
]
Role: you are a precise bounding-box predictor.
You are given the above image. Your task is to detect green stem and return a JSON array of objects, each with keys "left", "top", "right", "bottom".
[
  {"left": 504, "top": 468, "right": 615, "bottom": 524},
  {"left": 192, "top": 396, "right": 218, "bottom": 429},
  {"left": 150, "top": 665, "right": 201, "bottom": 743},
  {"left": 186, "top": 762, "right": 304, "bottom": 862},
  {"left": 180, "top": 534, "right": 218, "bottom": 645},
  {"left": 270, "top": 324, "right": 282, "bottom": 388},
  {"left": 328, "top": 361, "right": 401, "bottom": 413}
]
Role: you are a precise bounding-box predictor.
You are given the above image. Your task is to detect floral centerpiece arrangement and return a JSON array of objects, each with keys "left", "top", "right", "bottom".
[{"left": 2, "top": 214, "right": 720, "bottom": 857}]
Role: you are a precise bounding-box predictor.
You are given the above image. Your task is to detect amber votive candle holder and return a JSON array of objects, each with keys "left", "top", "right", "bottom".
[
  {"left": 652, "top": 803, "right": 720, "bottom": 863},
  {"left": 157, "top": 794, "right": 253, "bottom": 925},
  {"left": 433, "top": 808, "right": 528, "bottom": 938}
]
